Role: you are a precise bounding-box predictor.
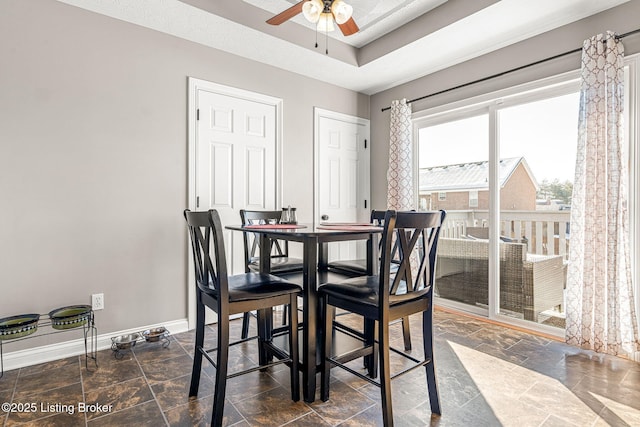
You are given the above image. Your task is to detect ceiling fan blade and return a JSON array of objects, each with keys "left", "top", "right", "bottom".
[
  {"left": 337, "top": 17, "right": 359, "bottom": 36},
  {"left": 266, "top": 1, "right": 305, "bottom": 26}
]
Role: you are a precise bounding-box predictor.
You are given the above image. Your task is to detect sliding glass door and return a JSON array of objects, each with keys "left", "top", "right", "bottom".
[
  {"left": 417, "top": 57, "right": 639, "bottom": 336},
  {"left": 418, "top": 112, "right": 490, "bottom": 316},
  {"left": 497, "top": 91, "right": 579, "bottom": 328},
  {"left": 415, "top": 78, "right": 582, "bottom": 333}
]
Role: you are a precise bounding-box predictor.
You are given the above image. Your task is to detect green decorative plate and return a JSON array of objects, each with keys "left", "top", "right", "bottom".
[
  {"left": 0, "top": 314, "right": 40, "bottom": 340},
  {"left": 48, "top": 305, "right": 92, "bottom": 330}
]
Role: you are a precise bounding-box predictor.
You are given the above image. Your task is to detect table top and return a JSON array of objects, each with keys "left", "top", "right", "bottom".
[{"left": 226, "top": 223, "right": 383, "bottom": 240}]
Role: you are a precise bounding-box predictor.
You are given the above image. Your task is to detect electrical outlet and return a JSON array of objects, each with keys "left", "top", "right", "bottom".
[{"left": 91, "top": 293, "right": 104, "bottom": 311}]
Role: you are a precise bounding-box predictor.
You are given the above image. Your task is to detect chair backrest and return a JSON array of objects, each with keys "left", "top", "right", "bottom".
[
  {"left": 378, "top": 210, "right": 446, "bottom": 305},
  {"left": 371, "top": 209, "right": 386, "bottom": 224},
  {"left": 184, "top": 209, "right": 229, "bottom": 303},
  {"left": 371, "top": 210, "right": 403, "bottom": 268},
  {"left": 239, "top": 209, "right": 290, "bottom": 272}
]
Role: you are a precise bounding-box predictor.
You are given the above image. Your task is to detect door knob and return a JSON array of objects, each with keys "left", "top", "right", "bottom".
[{"left": 321, "top": 214, "right": 329, "bottom": 221}]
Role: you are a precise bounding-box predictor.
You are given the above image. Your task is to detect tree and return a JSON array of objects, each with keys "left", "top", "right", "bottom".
[{"left": 537, "top": 179, "right": 573, "bottom": 204}]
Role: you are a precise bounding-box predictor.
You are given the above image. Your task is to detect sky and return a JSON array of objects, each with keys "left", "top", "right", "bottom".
[{"left": 418, "top": 92, "right": 580, "bottom": 183}]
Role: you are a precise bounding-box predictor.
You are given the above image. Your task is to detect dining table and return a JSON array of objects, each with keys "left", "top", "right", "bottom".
[{"left": 225, "top": 222, "right": 383, "bottom": 402}]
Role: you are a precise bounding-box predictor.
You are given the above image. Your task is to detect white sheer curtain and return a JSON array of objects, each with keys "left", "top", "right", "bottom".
[
  {"left": 387, "top": 99, "right": 413, "bottom": 210},
  {"left": 565, "top": 31, "right": 639, "bottom": 356}
]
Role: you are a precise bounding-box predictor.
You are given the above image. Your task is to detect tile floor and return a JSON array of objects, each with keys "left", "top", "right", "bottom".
[{"left": 1, "top": 309, "right": 639, "bottom": 426}]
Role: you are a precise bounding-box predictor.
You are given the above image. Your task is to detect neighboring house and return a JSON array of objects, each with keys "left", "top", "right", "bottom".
[{"left": 419, "top": 157, "right": 539, "bottom": 211}]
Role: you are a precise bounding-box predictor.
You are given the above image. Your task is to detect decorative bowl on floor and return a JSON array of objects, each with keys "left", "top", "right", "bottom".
[
  {"left": 0, "top": 314, "right": 40, "bottom": 340},
  {"left": 142, "top": 327, "right": 168, "bottom": 342},
  {"left": 112, "top": 333, "right": 141, "bottom": 350},
  {"left": 48, "top": 305, "right": 92, "bottom": 330}
]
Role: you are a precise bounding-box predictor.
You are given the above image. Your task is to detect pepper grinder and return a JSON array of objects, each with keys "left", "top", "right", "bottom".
[
  {"left": 289, "top": 207, "right": 297, "bottom": 224},
  {"left": 281, "top": 206, "right": 297, "bottom": 224},
  {"left": 281, "top": 207, "right": 291, "bottom": 224}
]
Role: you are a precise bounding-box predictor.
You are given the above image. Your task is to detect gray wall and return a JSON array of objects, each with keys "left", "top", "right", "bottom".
[
  {"left": 0, "top": 0, "right": 369, "bottom": 348},
  {"left": 369, "top": 0, "right": 640, "bottom": 210}
]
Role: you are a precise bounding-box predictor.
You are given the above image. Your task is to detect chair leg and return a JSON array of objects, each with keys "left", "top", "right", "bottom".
[
  {"left": 189, "top": 294, "right": 205, "bottom": 397},
  {"left": 241, "top": 312, "right": 251, "bottom": 339},
  {"left": 423, "top": 310, "right": 441, "bottom": 415},
  {"left": 256, "top": 309, "right": 270, "bottom": 366},
  {"left": 320, "top": 296, "right": 333, "bottom": 402},
  {"left": 282, "top": 296, "right": 302, "bottom": 327},
  {"left": 288, "top": 294, "right": 300, "bottom": 402},
  {"left": 211, "top": 310, "right": 230, "bottom": 427},
  {"left": 379, "top": 319, "right": 394, "bottom": 426},
  {"left": 283, "top": 304, "right": 289, "bottom": 326},
  {"left": 402, "top": 316, "right": 412, "bottom": 351},
  {"left": 364, "top": 318, "right": 377, "bottom": 378}
]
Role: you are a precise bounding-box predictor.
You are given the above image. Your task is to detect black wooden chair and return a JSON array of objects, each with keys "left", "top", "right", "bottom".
[
  {"left": 239, "top": 209, "right": 304, "bottom": 339},
  {"left": 319, "top": 210, "right": 446, "bottom": 426},
  {"left": 327, "top": 210, "right": 387, "bottom": 276},
  {"left": 240, "top": 209, "right": 304, "bottom": 274},
  {"left": 184, "top": 209, "right": 301, "bottom": 426},
  {"left": 328, "top": 210, "right": 413, "bottom": 351}
]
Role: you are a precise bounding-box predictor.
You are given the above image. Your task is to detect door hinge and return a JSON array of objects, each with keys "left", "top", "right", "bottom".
[
  {"left": 196, "top": 196, "right": 200, "bottom": 208},
  {"left": 364, "top": 139, "right": 367, "bottom": 149},
  {"left": 196, "top": 109, "right": 200, "bottom": 121}
]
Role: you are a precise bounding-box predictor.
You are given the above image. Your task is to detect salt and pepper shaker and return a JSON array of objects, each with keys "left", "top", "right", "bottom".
[
  {"left": 281, "top": 207, "right": 290, "bottom": 224},
  {"left": 280, "top": 205, "right": 297, "bottom": 224}
]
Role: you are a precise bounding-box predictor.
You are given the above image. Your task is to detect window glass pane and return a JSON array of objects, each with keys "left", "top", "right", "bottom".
[
  {"left": 498, "top": 92, "right": 579, "bottom": 327},
  {"left": 419, "top": 113, "right": 489, "bottom": 313},
  {"left": 469, "top": 190, "right": 478, "bottom": 208}
]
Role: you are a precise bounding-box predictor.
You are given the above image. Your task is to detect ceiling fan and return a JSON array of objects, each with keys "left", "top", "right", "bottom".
[{"left": 267, "top": 0, "right": 360, "bottom": 36}]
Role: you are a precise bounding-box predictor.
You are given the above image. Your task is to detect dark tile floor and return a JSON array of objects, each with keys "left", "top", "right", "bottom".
[{"left": 1, "top": 309, "right": 639, "bottom": 426}]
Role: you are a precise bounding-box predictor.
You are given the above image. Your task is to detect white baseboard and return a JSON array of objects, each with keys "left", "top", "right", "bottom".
[{"left": 1, "top": 318, "right": 190, "bottom": 373}]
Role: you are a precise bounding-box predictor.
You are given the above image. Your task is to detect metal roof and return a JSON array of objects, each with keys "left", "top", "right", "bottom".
[{"left": 419, "top": 157, "right": 538, "bottom": 192}]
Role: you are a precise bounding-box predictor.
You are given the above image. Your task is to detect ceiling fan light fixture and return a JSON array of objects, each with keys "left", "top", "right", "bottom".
[
  {"left": 266, "top": 0, "right": 359, "bottom": 41},
  {"left": 302, "top": 0, "right": 323, "bottom": 23},
  {"left": 316, "top": 12, "right": 335, "bottom": 32},
  {"left": 331, "top": 0, "right": 353, "bottom": 25}
]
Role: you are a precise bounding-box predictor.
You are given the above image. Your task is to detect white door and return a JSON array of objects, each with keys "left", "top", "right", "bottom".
[
  {"left": 189, "top": 79, "right": 281, "bottom": 326},
  {"left": 315, "top": 108, "right": 370, "bottom": 262},
  {"left": 196, "top": 90, "right": 278, "bottom": 273}
]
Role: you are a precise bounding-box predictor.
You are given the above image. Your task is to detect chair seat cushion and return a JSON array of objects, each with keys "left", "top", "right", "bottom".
[
  {"left": 201, "top": 273, "right": 301, "bottom": 302},
  {"left": 318, "top": 276, "right": 427, "bottom": 307},
  {"left": 248, "top": 257, "right": 304, "bottom": 273}
]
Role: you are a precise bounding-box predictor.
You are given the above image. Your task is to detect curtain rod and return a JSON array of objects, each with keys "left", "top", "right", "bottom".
[{"left": 380, "top": 28, "right": 640, "bottom": 112}]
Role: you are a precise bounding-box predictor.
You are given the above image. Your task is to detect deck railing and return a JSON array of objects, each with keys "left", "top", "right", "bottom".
[{"left": 440, "top": 210, "right": 572, "bottom": 258}]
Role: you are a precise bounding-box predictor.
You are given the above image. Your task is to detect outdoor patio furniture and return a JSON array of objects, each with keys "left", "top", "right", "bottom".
[{"left": 435, "top": 237, "right": 564, "bottom": 321}]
